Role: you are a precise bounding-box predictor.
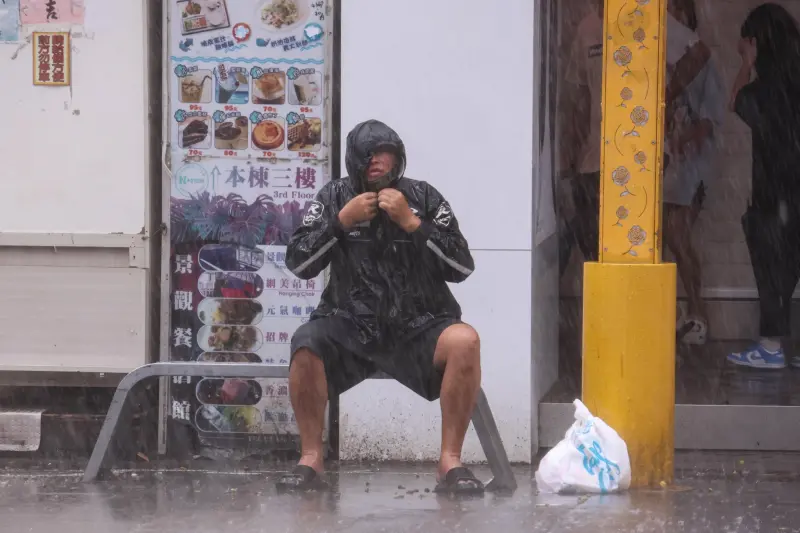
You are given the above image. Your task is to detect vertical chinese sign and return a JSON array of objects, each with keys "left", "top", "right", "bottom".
[
  {"left": 32, "top": 31, "right": 71, "bottom": 86},
  {"left": 167, "top": 0, "right": 329, "bottom": 453}
]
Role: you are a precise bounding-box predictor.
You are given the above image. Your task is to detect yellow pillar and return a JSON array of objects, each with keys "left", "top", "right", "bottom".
[{"left": 582, "top": 0, "right": 676, "bottom": 487}]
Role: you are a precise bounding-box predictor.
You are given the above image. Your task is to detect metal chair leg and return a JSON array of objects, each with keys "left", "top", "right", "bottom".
[
  {"left": 472, "top": 388, "right": 517, "bottom": 492},
  {"left": 83, "top": 362, "right": 290, "bottom": 482},
  {"left": 86, "top": 363, "right": 517, "bottom": 493},
  {"left": 83, "top": 368, "right": 143, "bottom": 482}
]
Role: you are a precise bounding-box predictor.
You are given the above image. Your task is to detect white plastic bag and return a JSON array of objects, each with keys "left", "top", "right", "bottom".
[{"left": 535, "top": 399, "right": 631, "bottom": 494}]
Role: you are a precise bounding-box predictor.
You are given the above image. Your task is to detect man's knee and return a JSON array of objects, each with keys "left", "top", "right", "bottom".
[
  {"left": 289, "top": 348, "right": 328, "bottom": 401},
  {"left": 436, "top": 324, "right": 481, "bottom": 369},
  {"left": 290, "top": 348, "right": 325, "bottom": 376}
]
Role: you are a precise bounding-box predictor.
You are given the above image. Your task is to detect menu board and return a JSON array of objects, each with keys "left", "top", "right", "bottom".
[
  {"left": 167, "top": 0, "right": 330, "bottom": 452},
  {"left": 170, "top": 0, "right": 326, "bottom": 161}
]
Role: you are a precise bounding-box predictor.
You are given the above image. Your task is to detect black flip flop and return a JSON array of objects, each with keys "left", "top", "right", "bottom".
[
  {"left": 275, "top": 465, "right": 329, "bottom": 492},
  {"left": 434, "top": 467, "right": 485, "bottom": 495}
]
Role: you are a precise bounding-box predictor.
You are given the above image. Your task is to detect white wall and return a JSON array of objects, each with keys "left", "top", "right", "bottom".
[
  {"left": 0, "top": 1, "right": 152, "bottom": 373},
  {"left": 340, "top": 0, "right": 534, "bottom": 463},
  {"left": 0, "top": 1, "right": 148, "bottom": 234}
]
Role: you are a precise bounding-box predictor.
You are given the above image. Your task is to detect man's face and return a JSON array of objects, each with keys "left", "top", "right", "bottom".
[{"left": 366, "top": 151, "right": 397, "bottom": 181}]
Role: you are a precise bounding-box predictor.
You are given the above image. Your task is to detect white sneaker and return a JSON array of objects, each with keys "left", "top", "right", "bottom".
[
  {"left": 681, "top": 317, "right": 708, "bottom": 345},
  {"left": 676, "top": 312, "right": 687, "bottom": 332}
]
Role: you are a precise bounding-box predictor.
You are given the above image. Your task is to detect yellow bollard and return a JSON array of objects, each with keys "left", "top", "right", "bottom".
[
  {"left": 582, "top": 0, "right": 676, "bottom": 487},
  {"left": 583, "top": 262, "right": 676, "bottom": 487}
]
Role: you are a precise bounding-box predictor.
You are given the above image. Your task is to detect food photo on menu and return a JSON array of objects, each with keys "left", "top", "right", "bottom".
[
  {"left": 288, "top": 72, "right": 321, "bottom": 106},
  {"left": 195, "top": 405, "right": 262, "bottom": 434},
  {"left": 198, "top": 298, "right": 264, "bottom": 326},
  {"left": 198, "top": 272, "right": 265, "bottom": 299},
  {"left": 179, "top": 70, "right": 213, "bottom": 104},
  {"left": 196, "top": 378, "right": 263, "bottom": 406},
  {"left": 288, "top": 117, "right": 321, "bottom": 152},
  {"left": 215, "top": 116, "right": 249, "bottom": 151},
  {"left": 198, "top": 324, "right": 264, "bottom": 353},
  {"left": 253, "top": 70, "right": 286, "bottom": 105},
  {"left": 252, "top": 118, "right": 286, "bottom": 151},
  {"left": 259, "top": 0, "right": 309, "bottom": 32},
  {"left": 179, "top": 0, "right": 231, "bottom": 35},
  {"left": 198, "top": 244, "right": 266, "bottom": 272},
  {"left": 179, "top": 116, "right": 211, "bottom": 149},
  {"left": 215, "top": 64, "right": 249, "bottom": 105}
]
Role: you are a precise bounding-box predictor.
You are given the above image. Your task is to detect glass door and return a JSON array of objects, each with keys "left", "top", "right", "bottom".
[{"left": 538, "top": 0, "right": 800, "bottom": 451}]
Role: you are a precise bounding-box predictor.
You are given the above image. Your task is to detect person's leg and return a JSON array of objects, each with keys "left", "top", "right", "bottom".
[
  {"left": 290, "top": 348, "right": 328, "bottom": 473},
  {"left": 788, "top": 227, "right": 800, "bottom": 366},
  {"left": 571, "top": 173, "right": 601, "bottom": 262},
  {"left": 769, "top": 220, "right": 800, "bottom": 346},
  {"left": 688, "top": 182, "right": 706, "bottom": 226},
  {"left": 432, "top": 324, "right": 482, "bottom": 478},
  {"left": 750, "top": 215, "right": 791, "bottom": 341},
  {"left": 729, "top": 210, "right": 788, "bottom": 368},
  {"left": 664, "top": 202, "right": 707, "bottom": 327},
  {"left": 687, "top": 186, "right": 707, "bottom": 319},
  {"left": 382, "top": 319, "right": 482, "bottom": 492},
  {"left": 282, "top": 317, "right": 375, "bottom": 487},
  {"left": 558, "top": 214, "right": 576, "bottom": 279}
]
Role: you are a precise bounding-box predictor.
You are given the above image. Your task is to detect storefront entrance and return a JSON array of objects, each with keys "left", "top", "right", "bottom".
[{"left": 534, "top": 0, "right": 800, "bottom": 450}]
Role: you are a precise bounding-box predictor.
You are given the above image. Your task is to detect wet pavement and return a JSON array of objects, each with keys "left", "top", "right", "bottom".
[{"left": 1, "top": 452, "right": 800, "bottom": 532}]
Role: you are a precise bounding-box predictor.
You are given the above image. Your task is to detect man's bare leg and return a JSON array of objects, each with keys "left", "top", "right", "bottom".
[
  {"left": 289, "top": 348, "right": 328, "bottom": 473},
  {"left": 433, "top": 324, "right": 482, "bottom": 479}
]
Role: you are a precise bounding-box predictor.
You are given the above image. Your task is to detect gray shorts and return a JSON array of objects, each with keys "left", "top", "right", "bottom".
[{"left": 290, "top": 314, "right": 460, "bottom": 401}]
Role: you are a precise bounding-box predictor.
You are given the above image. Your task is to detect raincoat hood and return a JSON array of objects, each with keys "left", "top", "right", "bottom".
[{"left": 345, "top": 120, "right": 407, "bottom": 192}]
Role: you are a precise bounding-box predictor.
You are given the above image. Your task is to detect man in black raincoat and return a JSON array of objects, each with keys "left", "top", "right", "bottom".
[{"left": 278, "top": 120, "right": 483, "bottom": 494}]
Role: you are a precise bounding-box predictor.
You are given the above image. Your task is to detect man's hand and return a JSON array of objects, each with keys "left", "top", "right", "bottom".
[
  {"left": 338, "top": 192, "right": 378, "bottom": 230},
  {"left": 378, "top": 188, "right": 420, "bottom": 232}
]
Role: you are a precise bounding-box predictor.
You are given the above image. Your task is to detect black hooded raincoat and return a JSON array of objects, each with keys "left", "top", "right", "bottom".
[{"left": 285, "top": 120, "right": 474, "bottom": 343}]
